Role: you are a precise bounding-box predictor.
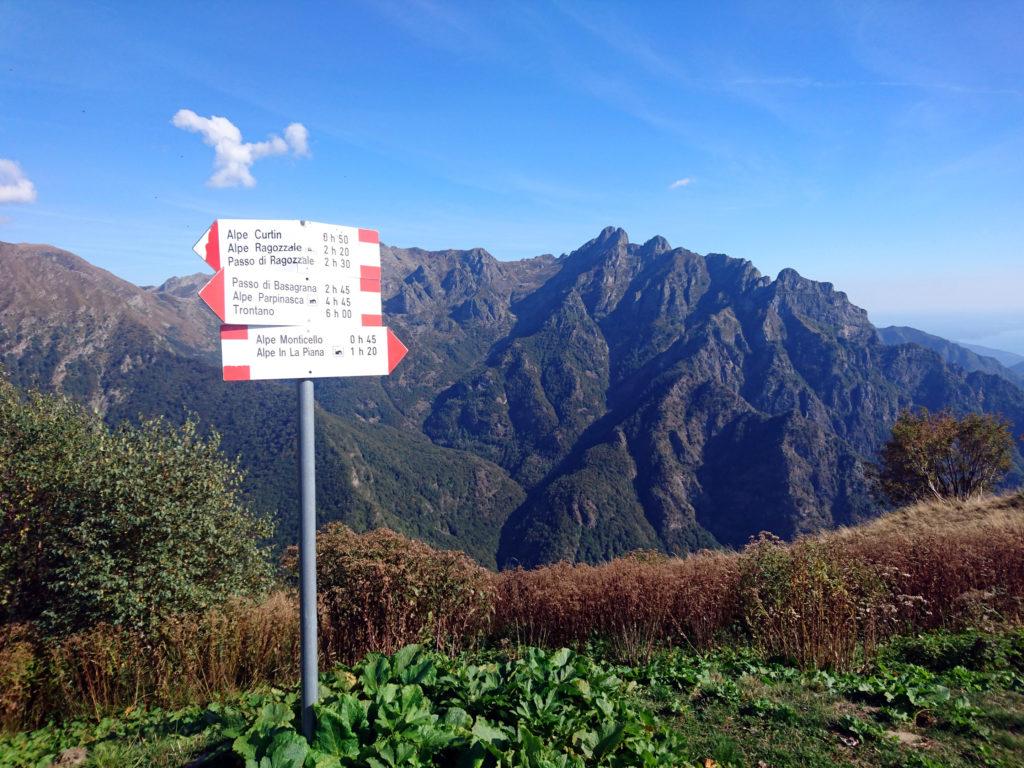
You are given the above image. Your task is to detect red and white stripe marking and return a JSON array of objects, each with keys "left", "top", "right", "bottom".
[
  {"left": 219, "top": 323, "right": 408, "bottom": 381},
  {"left": 194, "top": 219, "right": 381, "bottom": 272},
  {"left": 194, "top": 219, "right": 407, "bottom": 381}
]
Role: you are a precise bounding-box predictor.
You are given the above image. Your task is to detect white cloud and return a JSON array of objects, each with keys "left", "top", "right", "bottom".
[
  {"left": 284, "top": 123, "right": 310, "bottom": 157},
  {"left": 172, "top": 110, "right": 310, "bottom": 188},
  {"left": 668, "top": 177, "right": 694, "bottom": 190},
  {"left": 0, "top": 159, "right": 37, "bottom": 203}
]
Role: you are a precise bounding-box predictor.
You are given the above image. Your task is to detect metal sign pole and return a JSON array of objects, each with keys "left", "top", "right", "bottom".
[
  {"left": 193, "top": 218, "right": 406, "bottom": 742},
  {"left": 297, "top": 378, "right": 318, "bottom": 741}
]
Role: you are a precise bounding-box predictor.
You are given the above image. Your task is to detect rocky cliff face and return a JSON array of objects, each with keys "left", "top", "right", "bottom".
[
  {"left": 2, "top": 233, "right": 1021, "bottom": 567},
  {"left": 411, "top": 229, "right": 1024, "bottom": 565}
]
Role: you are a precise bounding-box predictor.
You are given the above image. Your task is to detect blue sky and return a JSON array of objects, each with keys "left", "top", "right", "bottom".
[{"left": 2, "top": 1, "right": 1023, "bottom": 351}]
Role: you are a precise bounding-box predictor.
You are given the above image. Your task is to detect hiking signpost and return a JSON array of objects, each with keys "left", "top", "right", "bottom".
[{"left": 193, "top": 219, "right": 408, "bottom": 741}]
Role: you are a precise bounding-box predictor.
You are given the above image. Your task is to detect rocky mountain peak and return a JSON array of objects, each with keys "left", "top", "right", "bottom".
[
  {"left": 151, "top": 273, "right": 209, "bottom": 298},
  {"left": 567, "top": 227, "right": 629, "bottom": 263},
  {"left": 639, "top": 235, "right": 672, "bottom": 258},
  {"left": 764, "top": 266, "right": 875, "bottom": 343},
  {"left": 703, "top": 252, "right": 765, "bottom": 291},
  {"left": 2, "top": 236, "right": 1021, "bottom": 570}
]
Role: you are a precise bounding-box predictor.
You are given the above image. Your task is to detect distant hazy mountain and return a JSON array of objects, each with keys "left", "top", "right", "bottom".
[
  {"left": 960, "top": 342, "right": 1024, "bottom": 369},
  {"left": 2, "top": 232, "right": 1022, "bottom": 567},
  {"left": 876, "top": 326, "right": 1024, "bottom": 387}
]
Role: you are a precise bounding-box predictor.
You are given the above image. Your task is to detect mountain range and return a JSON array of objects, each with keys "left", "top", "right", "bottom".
[
  {"left": 961, "top": 342, "right": 1024, "bottom": 370},
  {"left": 1, "top": 230, "right": 1022, "bottom": 568},
  {"left": 875, "top": 325, "right": 1024, "bottom": 388}
]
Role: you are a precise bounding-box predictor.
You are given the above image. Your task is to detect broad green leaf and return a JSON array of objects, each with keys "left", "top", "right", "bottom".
[
  {"left": 471, "top": 716, "right": 509, "bottom": 745},
  {"left": 234, "top": 733, "right": 259, "bottom": 761},
  {"left": 361, "top": 655, "right": 391, "bottom": 693},
  {"left": 266, "top": 731, "right": 309, "bottom": 768},
  {"left": 312, "top": 705, "right": 360, "bottom": 758},
  {"left": 517, "top": 724, "right": 543, "bottom": 757},
  {"left": 391, "top": 644, "right": 422, "bottom": 677},
  {"left": 550, "top": 648, "right": 572, "bottom": 668},
  {"left": 402, "top": 659, "right": 436, "bottom": 686},
  {"left": 570, "top": 678, "right": 591, "bottom": 697},
  {"left": 417, "top": 725, "right": 460, "bottom": 752},
  {"left": 255, "top": 702, "right": 295, "bottom": 731},
  {"left": 443, "top": 706, "right": 472, "bottom": 729},
  {"left": 593, "top": 722, "right": 625, "bottom": 761}
]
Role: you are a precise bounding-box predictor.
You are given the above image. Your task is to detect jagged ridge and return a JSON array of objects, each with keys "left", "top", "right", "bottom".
[{"left": 2, "top": 233, "right": 1021, "bottom": 568}]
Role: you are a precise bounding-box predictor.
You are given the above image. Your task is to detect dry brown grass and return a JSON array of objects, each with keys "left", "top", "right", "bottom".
[
  {"left": 0, "top": 593, "right": 299, "bottom": 731},
  {"left": 829, "top": 491, "right": 1024, "bottom": 631},
  {"left": 285, "top": 524, "right": 496, "bottom": 665},
  {"left": 491, "top": 551, "right": 741, "bottom": 659},
  {"left": 2, "top": 491, "right": 1022, "bottom": 731},
  {"left": 491, "top": 491, "right": 1024, "bottom": 666},
  {"left": 736, "top": 535, "right": 894, "bottom": 668},
  {"left": 831, "top": 490, "right": 1024, "bottom": 541}
]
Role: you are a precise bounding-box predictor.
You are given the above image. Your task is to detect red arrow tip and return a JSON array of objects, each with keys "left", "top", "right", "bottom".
[
  {"left": 387, "top": 328, "right": 408, "bottom": 374},
  {"left": 205, "top": 220, "right": 220, "bottom": 270},
  {"left": 198, "top": 269, "right": 226, "bottom": 321},
  {"left": 193, "top": 220, "right": 220, "bottom": 269}
]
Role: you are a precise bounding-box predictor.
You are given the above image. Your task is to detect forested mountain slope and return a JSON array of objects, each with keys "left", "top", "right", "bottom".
[{"left": 2, "top": 232, "right": 1021, "bottom": 566}]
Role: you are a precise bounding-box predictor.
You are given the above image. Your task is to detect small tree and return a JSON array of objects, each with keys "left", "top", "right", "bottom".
[
  {"left": 0, "top": 376, "right": 274, "bottom": 636},
  {"left": 872, "top": 409, "right": 1015, "bottom": 506}
]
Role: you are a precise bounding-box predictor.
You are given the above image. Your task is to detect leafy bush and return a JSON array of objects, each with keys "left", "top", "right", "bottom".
[
  {"left": 281, "top": 524, "right": 495, "bottom": 664},
  {"left": 872, "top": 409, "right": 1015, "bottom": 505},
  {"left": 0, "top": 377, "right": 274, "bottom": 636},
  {"left": 225, "top": 644, "right": 695, "bottom": 768}
]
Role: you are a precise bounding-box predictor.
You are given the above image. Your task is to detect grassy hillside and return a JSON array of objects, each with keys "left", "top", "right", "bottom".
[
  {"left": 2, "top": 492, "right": 1023, "bottom": 767},
  {"left": 831, "top": 491, "right": 1024, "bottom": 540}
]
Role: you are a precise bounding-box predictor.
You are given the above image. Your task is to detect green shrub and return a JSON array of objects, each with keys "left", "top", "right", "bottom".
[
  {"left": 877, "top": 628, "right": 1024, "bottom": 674},
  {"left": 872, "top": 409, "right": 1015, "bottom": 505},
  {"left": 0, "top": 376, "right": 274, "bottom": 636}
]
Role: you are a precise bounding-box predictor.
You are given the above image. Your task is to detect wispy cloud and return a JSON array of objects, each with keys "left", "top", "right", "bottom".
[
  {"left": 668, "top": 177, "right": 694, "bottom": 190},
  {"left": 171, "top": 109, "right": 310, "bottom": 187},
  {"left": 368, "top": 0, "right": 500, "bottom": 58},
  {"left": 554, "top": 2, "right": 694, "bottom": 86},
  {"left": 0, "top": 159, "right": 37, "bottom": 203}
]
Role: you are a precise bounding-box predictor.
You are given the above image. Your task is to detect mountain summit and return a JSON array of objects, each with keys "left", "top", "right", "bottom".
[{"left": 2, "top": 232, "right": 1021, "bottom": 567}]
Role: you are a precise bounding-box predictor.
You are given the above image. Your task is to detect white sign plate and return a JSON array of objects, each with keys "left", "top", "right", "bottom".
[
  {"left": 194, "top": 219, "right": 381, "bottom": 279},
  {"left": 199, "top": 266, "right": 382, "bottom": 325},
  {"left": 195, "top": 219, "right": 384, "bottom": 324},
  {"left": 219, "top": 323, "right": 408, "bottom": 381}
]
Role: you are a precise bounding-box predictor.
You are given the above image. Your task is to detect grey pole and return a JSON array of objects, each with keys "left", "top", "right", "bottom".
[{"left": 297, "top": 378, "right": 318, "bottom": 741}]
